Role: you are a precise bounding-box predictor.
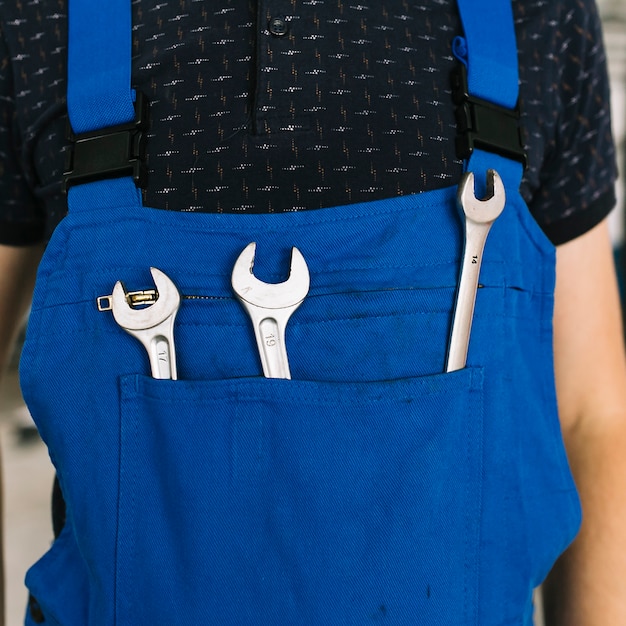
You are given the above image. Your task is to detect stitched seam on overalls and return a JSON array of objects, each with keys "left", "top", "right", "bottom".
[
  {"left": 45, "top": 260, "right": 465, "bottom": 275},
  {"left": 28, "top": 310, "right": 517, "bottom": 338},
  {"left": 64, "top": 193, "right": 453, "bottom": 230},
  {"left": 128, "top": 374, "right": 483, "bottom": 404}
]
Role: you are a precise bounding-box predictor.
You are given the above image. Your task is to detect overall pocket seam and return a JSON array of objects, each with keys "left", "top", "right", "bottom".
[{"left": 123, "top": 367, "right": 484, "bottom": 406}]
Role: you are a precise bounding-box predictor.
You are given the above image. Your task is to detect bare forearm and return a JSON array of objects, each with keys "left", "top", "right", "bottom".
[
  {"left": 543, "top": 416, "right": 626, "bottom": 624},
  {"left": 0, "top": 244, "right": 44, "bottom": 374},
  {"left": 546, "top": 221, "right": 626, "bottom": 624}
]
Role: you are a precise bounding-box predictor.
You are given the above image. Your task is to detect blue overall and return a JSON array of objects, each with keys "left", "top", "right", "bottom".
[{"left": 20, "top": 0, "right": 581, "bottom": 623}]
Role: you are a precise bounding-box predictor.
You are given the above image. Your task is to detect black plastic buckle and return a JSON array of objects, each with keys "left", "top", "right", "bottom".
[
  {"left": 451, "top": 65, "right": 527, "bottom": 168},
  {"left": 63, "top": 91, "right": 148, "bottom": 192}
]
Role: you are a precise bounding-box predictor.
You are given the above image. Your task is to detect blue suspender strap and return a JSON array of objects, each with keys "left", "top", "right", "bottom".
[
  {"left": 66, "top": 0, "right": 143, "bottom": 212},
  {"left": 455, "top": 0, "right": 518, "bottom": 109},
  {"left": 454, "top": 0, "right": 524, "bottom": 195},
  {"left": 67, "top": 0, "right": 134, "bottom": 133}
]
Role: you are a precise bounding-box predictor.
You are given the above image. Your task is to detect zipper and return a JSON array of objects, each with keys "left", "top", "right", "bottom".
[{"left": 96, "top": 291, "right": 224, "bottom": 312}]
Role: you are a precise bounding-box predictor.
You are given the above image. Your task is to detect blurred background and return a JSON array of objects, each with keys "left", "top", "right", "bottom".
[
  {"left": 0, "top": 2, "right": 625, "bottom": 624},
  {"left": 603, "top": 0, "right": 626, "bottom": 298}
]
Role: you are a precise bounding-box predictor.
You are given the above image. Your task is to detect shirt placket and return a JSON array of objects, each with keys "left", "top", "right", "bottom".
[{"left": 254, "top": 0, "right": 312, "bottom": 135}]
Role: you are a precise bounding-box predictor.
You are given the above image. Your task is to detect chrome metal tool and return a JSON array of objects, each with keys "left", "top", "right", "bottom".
[
  {"left": 111, "top": 267, "right": 181, "bottom": 379},
  {"left": 231, "top": 242, "right": 310, "bottom": 379},
  {"left": 446, "top": 170, "right": 505, "bottom": 372}
]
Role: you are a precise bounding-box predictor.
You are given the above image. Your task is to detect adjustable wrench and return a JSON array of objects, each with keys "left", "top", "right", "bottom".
[
  {"left": 231, "top": 242, "right": 310, "bottom": 379},
  {"left": 111, "top": 267, "right": 181, "bottom": 379},
  {"left": 446, "top": 170, "right": 505, "bottom": 372}
]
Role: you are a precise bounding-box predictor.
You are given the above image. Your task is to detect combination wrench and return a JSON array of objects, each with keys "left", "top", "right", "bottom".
[
  {"left": 231, "top": 242, "right": 310, "bottom": 379},
  {"left": 111, "top": 267, "right": 181, "bottom": 379},
  {"left": 446, "top": 169, "right": 505, "bottom": 372}
]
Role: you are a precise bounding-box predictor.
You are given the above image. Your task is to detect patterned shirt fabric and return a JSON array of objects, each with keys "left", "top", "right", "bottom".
[{"left": 0, "top": 0, "right": 617, "bottom": 246}]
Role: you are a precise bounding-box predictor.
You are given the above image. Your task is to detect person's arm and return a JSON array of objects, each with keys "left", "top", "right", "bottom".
[
  {"left": 0, "top": 242, "right": 44, "bottom": 626},
  {"left": 542, "top": 218, "right": 626, "bottom": 624},
  {"left": 0, "top": 243, "right": 43, "bottom": 373}
]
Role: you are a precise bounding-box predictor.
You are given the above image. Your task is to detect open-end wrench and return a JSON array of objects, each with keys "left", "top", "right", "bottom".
[
  {"left": 445, "top": 169, "right": 506, "bottom": 372},
  {"left": 231, "top": 242, "right": 310, "bottom": 379},
  {"left": 111, "top": 267, "right": 181, "bottom": 379}
]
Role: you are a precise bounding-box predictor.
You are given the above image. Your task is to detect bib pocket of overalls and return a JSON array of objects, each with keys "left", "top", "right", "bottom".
[{"left": 116, "top": 367, "right": 484, "bottom": 624}]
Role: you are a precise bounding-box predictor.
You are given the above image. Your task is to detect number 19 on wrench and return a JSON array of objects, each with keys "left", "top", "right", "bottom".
[{"left": 446, "top": 170, "right": 505, "bottom": 372}]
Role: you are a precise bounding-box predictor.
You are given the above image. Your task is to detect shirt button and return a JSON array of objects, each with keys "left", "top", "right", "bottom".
[{"left": 268, "top": 16, "right": 289, "bottom": 37}]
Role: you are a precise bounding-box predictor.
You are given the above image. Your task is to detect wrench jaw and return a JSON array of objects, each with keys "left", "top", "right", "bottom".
[
  {"left": 231, "top": 242, "right": 310, "bottom": 309},
  {"left": 111, "top": 268, "right": 181, "bottom": 331},
  {"left": 457, "top": 169, "right": 506, "bottom": 225},
  {"left": 111, "top": 267, "right": 180, "bottom": 330}
]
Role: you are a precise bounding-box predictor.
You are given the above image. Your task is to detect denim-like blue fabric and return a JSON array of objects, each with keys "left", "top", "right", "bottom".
[
  {"left": 21, "top": 185, "right": 581, "bottom": 624},
  {"left": 66, "top": 0, "right": 134, "bottom": 133},
  {"left": 20, "top": 0, "right": 581, "bottom": 624}
]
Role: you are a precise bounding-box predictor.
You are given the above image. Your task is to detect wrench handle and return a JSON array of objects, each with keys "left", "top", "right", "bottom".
[
  {"left": 256, "top": 317, "right": 291, "bottom": 380},
  {"left": 445, "top": 220, "right": 490, "bottom": 372},
  {"left": 124, "top": 318, "right": 178, "bottom": 380},
  {"left": 149, "top": 336, "right": 177, "bottom": 380}
]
